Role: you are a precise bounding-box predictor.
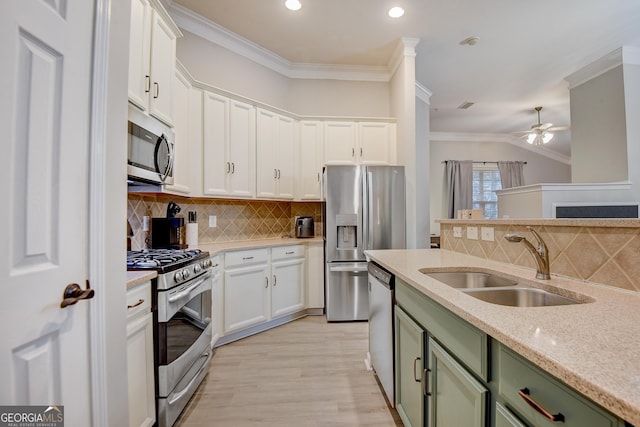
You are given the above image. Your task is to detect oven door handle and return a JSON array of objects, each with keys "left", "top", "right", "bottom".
[
  {"left": 168, "top": 272, "right": 211, "bottom": 303},
  {"left": 167, "top": 352, "right": 211, "bottom": 405}
]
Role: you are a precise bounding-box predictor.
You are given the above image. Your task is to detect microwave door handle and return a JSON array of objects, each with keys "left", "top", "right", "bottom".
[{"left": 154, "top": 135, "right": 173, "bottom": 183}]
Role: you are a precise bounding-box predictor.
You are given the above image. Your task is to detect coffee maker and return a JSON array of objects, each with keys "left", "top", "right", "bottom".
[{"left": 151, "top": 201, "right": 186, "bottom": 249}]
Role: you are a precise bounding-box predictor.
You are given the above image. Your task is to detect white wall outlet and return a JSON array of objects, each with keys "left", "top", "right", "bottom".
[
  {"left": 142, "top": 216, "right": 149, "bottom": 231},
  {"left": 467, "top": 226, "right": 478, "bottom": 240},
  {"left": 453, "top": 227, "right": 462, "bottom": 238},
  {"left": 209, "top": 215, "right": 217, "bottom": 228},
  {"left": 481, "top": 227, "right": 494, "bottom": 241}
]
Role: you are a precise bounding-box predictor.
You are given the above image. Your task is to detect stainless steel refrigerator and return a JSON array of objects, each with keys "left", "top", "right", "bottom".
[{"left": 324, "top": 165, "right": 406, "bottom": 321}]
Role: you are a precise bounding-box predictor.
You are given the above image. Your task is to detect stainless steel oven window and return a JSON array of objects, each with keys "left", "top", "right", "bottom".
[{"left": 158, "top": 289, "right": 211, "bottom": 365}]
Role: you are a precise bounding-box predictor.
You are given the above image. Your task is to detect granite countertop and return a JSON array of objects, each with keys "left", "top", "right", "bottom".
[
  {"left": 365, "top": 248, "right": 640, "bottom": 425},
  {"left": 126, "top": 270, "right": 157, "bottom": 289},
  {"left": 197, "top": 236, "right": 323, "bottom": 256}
]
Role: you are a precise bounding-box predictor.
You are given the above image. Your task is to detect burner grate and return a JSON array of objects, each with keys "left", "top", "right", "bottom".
[{"left": 127, "top": 249, "right": 203, "bottom": 269}]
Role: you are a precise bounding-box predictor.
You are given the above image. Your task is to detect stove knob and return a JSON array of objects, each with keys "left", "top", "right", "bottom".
[
  {"left": 206, "top": 259, "right": 213, "bottom": 268},
  {"left": 182, "top": 268, "right": 191, "bottom": 280},
  {"left": 174, "top": 271, "right": 184, "bottom": 282},
  {"left": 193, "top": 264, "right": 202, "bottom": 274}
]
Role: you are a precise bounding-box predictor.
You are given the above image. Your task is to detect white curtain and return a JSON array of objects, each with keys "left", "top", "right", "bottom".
[
  {"left": 497, "top": 161, "right": 525, "bottom": 189},
  {"left": 445, "top": 160, "right": 473, "bottom": 218}
]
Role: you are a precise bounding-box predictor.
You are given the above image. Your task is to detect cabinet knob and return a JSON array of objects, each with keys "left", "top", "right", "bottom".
[
  {"left": 264, "top": 276, "right": 269, "bottom": 288},
  {"left": 153, "top": 82, "right": 159, "bottom": 99},
  {"left": 145, "top": 75, "right": 151, "bottom": 93}
]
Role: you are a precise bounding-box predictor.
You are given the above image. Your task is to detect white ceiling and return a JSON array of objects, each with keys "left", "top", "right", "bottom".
[{"left": 169, "top": 0, "right": 640, "bottom": 159}]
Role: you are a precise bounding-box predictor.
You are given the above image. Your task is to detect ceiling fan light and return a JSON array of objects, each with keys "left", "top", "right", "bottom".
[
  {"left": 285, "top": 0, "right": 301, "bottom": 11},
  {"left": 526, "top": 134, "right": 536, "bottom": 145},
  {"left": 542, "top": 132, "right": 554, "bottom": 143}
]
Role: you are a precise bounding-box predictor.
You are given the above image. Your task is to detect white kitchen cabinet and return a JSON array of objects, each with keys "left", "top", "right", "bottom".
[
  {"left": 209, "top": 256, "right": 223, "bottom": 347},
  {"left": 256, "top": 108, "right": 296, "bottom": 200},
  {"left": 126, "top": 280, "right": 155, "bottom": 427},
  {"left": 164, "top": 66, "right": 193, "bottom": 195},
  {"left": 359, "top": 121, "right": 396, "bottom": 164},
  {"left": 305, "top": 241, "right": 324, "bottom": 309},
  {"left": 323, "top": 121, "right": 396, "bottom": 165},
  {"left": 222, "top": 246, "right": 307, "bottom": 337},
  {"left": 223, "top": 249, "right": 270, "bottom": 334},
  {"left": 203, "top": 92, "right": 256, "bottom": 198},
  {"left": 298, "top": 121, "right": 323, "bottom": 200},
  {"left": 271, "top": 245, "right": 305, "bottom": 318},
  {"left": 323, "top": 121, "right": 358, "bottom": 164},
  {"left": 127, "top": 0, "right": 181, "bottom": 126}
]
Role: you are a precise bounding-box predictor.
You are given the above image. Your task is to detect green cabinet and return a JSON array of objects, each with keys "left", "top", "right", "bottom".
[
  {"left": 395, "top": 306, "right": 425, "bottom": 427},
  {"left": 394, "top": 276, "right": 626, "bottom": 427},
  {"left": 395, "top": 280, "right": 488, "bottom": 427},
  {"left": 428, "top": 337, "right": 487, "bottom": 427},
  {"left": 495, "top": 402, "right": 527, "bottom": 427},
  {"left": 498, "top": 345, "right": 618, "bottom": 427}
]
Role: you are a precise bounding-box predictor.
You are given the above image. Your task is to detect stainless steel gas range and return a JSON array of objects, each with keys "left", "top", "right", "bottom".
[{"left": 127, "top": 249, "right": 215, "bottom": 427}]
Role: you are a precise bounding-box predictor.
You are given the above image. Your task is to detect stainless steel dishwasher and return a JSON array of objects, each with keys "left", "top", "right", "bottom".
[{"left": 368, "top": 261, "right": 395, "bottom": 406}]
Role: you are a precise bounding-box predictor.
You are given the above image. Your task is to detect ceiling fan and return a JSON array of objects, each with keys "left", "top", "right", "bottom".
[{"left": 515, "top": 106, "right": 569, "bottom": 146}]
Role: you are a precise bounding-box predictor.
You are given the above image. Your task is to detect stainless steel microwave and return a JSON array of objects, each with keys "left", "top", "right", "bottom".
[{"left": 127, "top": 105, "right": 174, "bottom": 185}]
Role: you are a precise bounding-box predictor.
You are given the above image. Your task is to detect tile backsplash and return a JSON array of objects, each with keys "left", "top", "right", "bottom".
[
  {"left": 440, "top": 222, "right": 640, "bottom": 292},
  {"left": 128, "top": 194, "right": 323, "bottom": 250}
]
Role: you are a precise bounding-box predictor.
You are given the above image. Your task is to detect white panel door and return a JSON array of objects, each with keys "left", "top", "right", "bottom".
[
  {"left": 271, "top": 259, "right": 305, "bottom": 318},
  {"left": 256, "top": 108, "right": 278, "bottom": 198},
  {"left": 298, "top": 121, "right": 323, "bottom": 200},
  {"left": 203, "top": 92, "right": 229, "bottom": 196},
  {"left": 323, "top": 121, "right": 357, "bottom": 164},
  {"left": 228, "top": 100, "right": 256, "bottom": 198},
  {"left": 224, "top": 265, "right": 270, "bottom": 333},
  {"left": 165, "top": 69, "right": 192, "bottom": 194},
  {"left": 0, "top": 0, "right": 95, "bottom": 425},
  {"left": 148, "top": 9, "right": 176, "bottom": 126},
  {"left": 359, "top": 122, "right": 394, "bottom": 164},
  {"left": 276, "top": 114, "right": 296, "bottom": 199}
]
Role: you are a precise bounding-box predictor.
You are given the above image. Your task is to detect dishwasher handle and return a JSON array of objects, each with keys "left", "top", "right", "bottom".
[{"left": 329, "top": 263, "right": 369, "bottom": 273}]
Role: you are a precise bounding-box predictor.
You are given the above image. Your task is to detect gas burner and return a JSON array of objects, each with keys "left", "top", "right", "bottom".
[{"left": 127, "top": 248, "right": 208, "bottom": 273}]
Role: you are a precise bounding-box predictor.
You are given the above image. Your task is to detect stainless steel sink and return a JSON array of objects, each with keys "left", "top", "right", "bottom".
[
  {"left": 422, "top": 270, "right": 518, "bottom": 289},
  {"left": 462, "top": 288, "right": 583, "bottom": 307}
]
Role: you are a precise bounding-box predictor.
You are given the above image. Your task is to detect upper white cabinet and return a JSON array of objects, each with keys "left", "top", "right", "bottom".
[
  {"left": 323, "top": 121, "right": 396, "bottom": 165},
  {"left": 298, "top": 121, "right": 323, "bottom": 200},
  {"left": 164, "top": 67, "right": 194, "bottom": 195},
  {"left": 203, "top": 92, "right": 256, "bottom": 198},
  {"left": 128, "top": 0, "right": 181, "bottom": 127},
  {"left": 256, "top": 108, "right": 296, "bottom": 200}
]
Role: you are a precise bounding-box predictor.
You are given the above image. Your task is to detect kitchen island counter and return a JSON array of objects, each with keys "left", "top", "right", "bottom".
[{"left": 366, "top": 248, "right": 640, "bottom": 425}]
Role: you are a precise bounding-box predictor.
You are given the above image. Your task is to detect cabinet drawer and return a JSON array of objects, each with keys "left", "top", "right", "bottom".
[
  {"left": 127, "top": 280, "right": 152, "bottom": 321},
  {"left": 225, "top": 248, "right": 269, "bottom": 268},
  {"left": 271, "top": 245, "right": 304, "bottom": 261},
  {"left": 396, "top": 279, "right": 488, "bottom": 380},
  {"left": 498, "top": 345, "right": 618, "bottom": 427}
]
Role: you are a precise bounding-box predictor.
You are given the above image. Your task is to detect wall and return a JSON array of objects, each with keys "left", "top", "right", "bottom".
[
  {"left": 429, "top": 138, "right": 572, "bottom": 234},
  {"left": 128, "top": 194, "right": 322, "bottom": 250},
  {"left": 177, "top": 31, "right": 391, "bottom": 118},
  {"left": 570, "top": 65, "right": 628, "bottom": 183},
  {"left": 439, "top": 219, "right": 640, "bottom": 292}
]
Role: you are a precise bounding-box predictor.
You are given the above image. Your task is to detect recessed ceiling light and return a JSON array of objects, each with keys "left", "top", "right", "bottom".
[
  {"left": 285, "top": 0, "right": 301, "bottom": 11},
  {"left": 388, "top": 6, "right": 405, "bottom": 18}
]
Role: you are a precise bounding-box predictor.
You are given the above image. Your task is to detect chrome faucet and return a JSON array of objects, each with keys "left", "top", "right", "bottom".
[{"left": 504, "top": 226, "right": 550, "bottom": 280}]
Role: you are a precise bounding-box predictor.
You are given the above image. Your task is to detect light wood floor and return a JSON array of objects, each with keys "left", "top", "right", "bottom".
[{"left": 176, "top": 315, "right": 404, "bottom": 426}]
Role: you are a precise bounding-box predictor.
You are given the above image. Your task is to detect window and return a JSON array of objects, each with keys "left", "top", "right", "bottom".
[{"left": 472, "top": 166, "right": 502, "bottom": 219}]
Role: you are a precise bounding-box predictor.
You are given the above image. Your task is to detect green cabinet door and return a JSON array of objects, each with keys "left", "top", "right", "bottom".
[
  {"left": 428, "top": 337, "right": 488, "bottom": 427},
  {"left": 496, "top": 402, "right": 527, "bottom": 427},
  {"left": 395, "top": 307, "right": 426, "bottom": 427}
]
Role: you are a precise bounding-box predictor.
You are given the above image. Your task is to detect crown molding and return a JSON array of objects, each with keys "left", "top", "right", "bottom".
[
  {"left": 163, "top": 0, "right": 396, "bottom": 82},
  {"left": 388, "top": 37, "right": 420, "bottom": 76},
  {"left": 429, "top": 132, "right": 572, "bottom": 165},
  {"left": 415, "top": 82, "right": 432, "bottom": 104}
]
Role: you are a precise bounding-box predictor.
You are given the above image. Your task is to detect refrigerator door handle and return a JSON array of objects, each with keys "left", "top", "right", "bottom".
[{"left": 365, "top": 171, "right": 374, "bottom": 250}]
